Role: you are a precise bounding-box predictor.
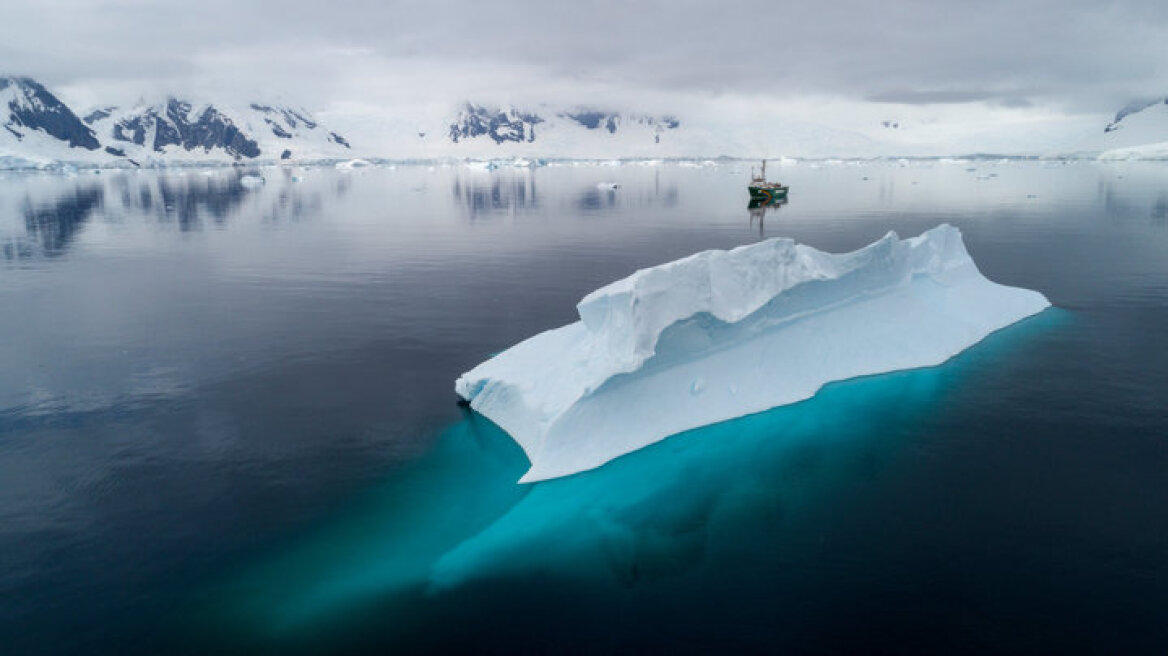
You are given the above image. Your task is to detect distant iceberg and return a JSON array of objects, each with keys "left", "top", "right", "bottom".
[{"left": 456, "top": 225, "right": 1050, "bottom": 483}]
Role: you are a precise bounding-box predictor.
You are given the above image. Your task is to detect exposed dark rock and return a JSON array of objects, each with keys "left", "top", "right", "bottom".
[
  {"left": 266, "top": 118, "right": 293, "bottom": 139},
  {"left": 562, "top": 109, "right": 678, "bottom": 134},
  {"left": 112, "top": 99, "right": 260, "bottom": 158},
  {"left": 251, "top": 103, "right": 317, "bottom": 129},
  {"left": 449, "top": 103, "right": 543, "bottom": 144},
  {"left": 83, "top": 107, "right": 116, "bottom": 124},
  {"left": 2, "top": 76, "right": 100, "bottom": 150},
  {"left": 1105, "top": 97, "right": 1168, "bottom": 133},
  {"left": 565, "top": 111, "right": 606, "bottom": 129}
]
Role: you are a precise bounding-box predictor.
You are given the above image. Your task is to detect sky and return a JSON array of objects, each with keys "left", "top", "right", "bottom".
[{"left": 4, "top": 0, "right": 1168, "bottom": 152}]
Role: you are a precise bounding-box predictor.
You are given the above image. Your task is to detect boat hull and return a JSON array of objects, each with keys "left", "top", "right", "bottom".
[{"left": 748, "top": 185, "right": 789, "bottom": 203}]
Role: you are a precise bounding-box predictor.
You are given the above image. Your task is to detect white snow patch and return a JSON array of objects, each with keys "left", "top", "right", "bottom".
[{"left": 1098, "top": 141, "right": 1168, "bottom": 161}]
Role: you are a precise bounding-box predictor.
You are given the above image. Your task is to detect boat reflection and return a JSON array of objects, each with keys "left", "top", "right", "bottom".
[{"left": 747, "top": 196, "right": 788, "bottom": 237}]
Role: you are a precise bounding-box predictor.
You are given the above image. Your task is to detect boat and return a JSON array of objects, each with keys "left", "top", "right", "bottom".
[{"left": 748, "top": 159, "right": 789, "bottom": 203}]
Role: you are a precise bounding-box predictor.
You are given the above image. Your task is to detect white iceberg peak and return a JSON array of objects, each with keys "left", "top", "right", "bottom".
[{"left": 456, "top": 224, "right": 1049, "bottom": 483}]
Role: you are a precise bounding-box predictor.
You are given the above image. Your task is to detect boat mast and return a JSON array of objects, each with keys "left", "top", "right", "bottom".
[{"left": 761, "top": 159, "right": 767, "bottom": 181}]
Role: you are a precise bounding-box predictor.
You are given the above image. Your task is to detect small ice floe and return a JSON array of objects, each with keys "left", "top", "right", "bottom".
[
  {"left": 335, "top": 159, "right": 372, "bottom": 170},
  {"left": 596, "top": 182, "right": 620, "bottom": 190},
  {"left": 240, "top": 174, "right": 265, "bottom": 188}
]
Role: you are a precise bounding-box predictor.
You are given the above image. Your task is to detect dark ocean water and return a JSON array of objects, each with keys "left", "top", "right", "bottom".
[{"left": 1, "top": 160, "right": 1165, "bottom": 654}]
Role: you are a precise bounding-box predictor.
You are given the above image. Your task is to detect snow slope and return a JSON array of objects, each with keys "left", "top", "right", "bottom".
[
  {"left": 1068, "top": 98, "right": 1168, "bottom": 158},
  {"left": 456, "top": 225, "right": 1050, "bottom": 483},
  {"left": 1093, "top": 98, "right": 1168, "bottom": 159}
]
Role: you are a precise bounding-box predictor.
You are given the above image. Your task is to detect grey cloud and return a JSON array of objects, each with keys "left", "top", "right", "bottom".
[
  {"left": 866, "top": 90, "right": 1040, "bottom": 107},
  {"left": 867, "top": 90, "right": 1006, "bottom": 105},
  {"left": 2, "top": 0, "right": 1167, "bottom": 113}
]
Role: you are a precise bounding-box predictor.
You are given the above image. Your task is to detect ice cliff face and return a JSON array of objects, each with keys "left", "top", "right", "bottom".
[
  {"left": 456, "top": 225, "right": 1051, "bottom": 483},
  {"left": 1, "top": 77, "right": 100, "bottom": 151}
]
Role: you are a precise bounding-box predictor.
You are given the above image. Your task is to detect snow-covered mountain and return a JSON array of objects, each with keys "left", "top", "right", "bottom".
[
  {"left": 1048, "top": 97, "right": 1168, "bottom": 159},
  {"left": 447, "top": 103, "right": 680, "bottom": 147},
  {"left": 0, "top": 77, "right": 353, "bottom": 167},
  {"left": 1, "top": 77, "right": 100, "bottom": 151},
  {"left": 13, "top": 75, "right": 1168, "bottom": 164},
  {"left": 84, "top": 100, "right": 353, "bottom": 164},
  {"left": 1091, "top": 98, "right": 1168, "bottom": 159},
  {"left": 1, "top": 76, "right": 104, "bottom": 166}
]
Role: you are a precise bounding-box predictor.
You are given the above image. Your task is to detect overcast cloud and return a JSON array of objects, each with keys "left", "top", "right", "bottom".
[{"left": 4, "top": 0, "right": 1168, "bottom": 117}]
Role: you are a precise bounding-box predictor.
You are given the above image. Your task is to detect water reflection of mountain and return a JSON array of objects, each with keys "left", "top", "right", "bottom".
[
  {"left": 3, "top": 169, "right": 335, "bottom": 261},
  {"left": 576, "top": 186, "right": 618, "bottom": 211},
  {"left": 1098, "top": 174, "right": 1168, "bottom": 227},
  {"left": 576, "top": 173, "right": 678, "bottom": 211},
  {"left": 4, "top": 186, "right": 104, "bottom": 260},
  {"left": 1152, "top": 195, "right": 1168, "bottom": 225},
  {"left": 576, "top": 185, "right": 679, "bottom": 211},
  {"left": 113, "top": 172, "right": 255, "bottom": 230},
  {"left": 452, "top": 172, "right": 539, "bottom": 218}
]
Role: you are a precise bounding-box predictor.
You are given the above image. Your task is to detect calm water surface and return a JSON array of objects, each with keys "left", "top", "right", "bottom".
[{"left": 1, "top": 161, "right": 1166, "bottom": 654}]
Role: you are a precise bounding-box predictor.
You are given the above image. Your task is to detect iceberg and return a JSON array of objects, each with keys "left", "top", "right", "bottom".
[{"left": 456, "top": 225, "right": 1050, "bottom": 483}]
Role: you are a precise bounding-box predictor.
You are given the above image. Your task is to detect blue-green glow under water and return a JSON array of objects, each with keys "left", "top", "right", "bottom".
[{"left": 203, "top": 311, "right": 1064, "bottom": 654}]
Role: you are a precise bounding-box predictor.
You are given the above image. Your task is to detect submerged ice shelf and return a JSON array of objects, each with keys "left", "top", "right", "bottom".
[{"left": 456, "top": 224, "right": 1050, "bottom": 483}]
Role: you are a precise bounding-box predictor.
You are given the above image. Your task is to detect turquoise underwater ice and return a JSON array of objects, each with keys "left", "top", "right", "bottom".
[{"left": 204, "top": 310, "right": 1059, "bottom": 652}]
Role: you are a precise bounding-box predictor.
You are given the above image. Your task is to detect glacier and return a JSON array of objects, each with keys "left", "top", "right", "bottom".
[{"left": 455, "top": 224, "right": 1050, "bottom": 483}]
